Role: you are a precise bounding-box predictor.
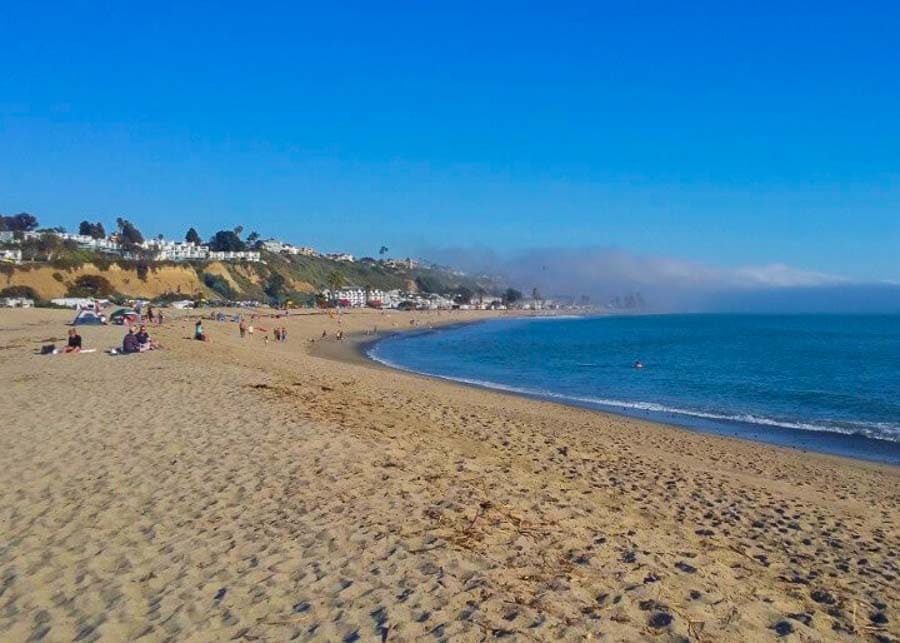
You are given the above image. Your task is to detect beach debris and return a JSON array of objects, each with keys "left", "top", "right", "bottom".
[
  {"left": 213, "top": 587, "right": 227, "bottom": 602},
  {"left": 870, "top": 611, "right": 888, "bottom": 624},
  {"left": 293, "top": 601, "right": 311, "bottom": 613}
]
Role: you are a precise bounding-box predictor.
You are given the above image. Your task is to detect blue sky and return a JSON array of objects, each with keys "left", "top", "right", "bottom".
[{"left": 1, "top": 2, "right": 898, "bottom": 282}]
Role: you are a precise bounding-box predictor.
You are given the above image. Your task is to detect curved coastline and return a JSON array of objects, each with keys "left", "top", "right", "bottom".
[{"left": 359, "top": 317, "right": 900, "bottom": 467}]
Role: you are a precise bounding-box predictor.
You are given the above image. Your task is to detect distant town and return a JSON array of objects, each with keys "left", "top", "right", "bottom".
[{"left": 1, "top": 211, "right": 645, "bottom": 313}]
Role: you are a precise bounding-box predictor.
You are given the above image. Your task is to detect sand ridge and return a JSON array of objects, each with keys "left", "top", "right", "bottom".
[{"left": 0, "top": 307, "right": 897, "bottom": 641}]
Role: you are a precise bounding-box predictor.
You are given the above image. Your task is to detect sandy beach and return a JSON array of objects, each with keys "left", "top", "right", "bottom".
[{"left": 1, "top": 307, "right": 897, "bottom": 642}]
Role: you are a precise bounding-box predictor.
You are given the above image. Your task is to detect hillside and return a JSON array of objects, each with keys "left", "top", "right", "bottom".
[{"left": 0, "top": 251, "right": 504, "bottom": 304}]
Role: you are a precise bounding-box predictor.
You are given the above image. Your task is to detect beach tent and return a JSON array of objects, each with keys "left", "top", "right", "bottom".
[
  {"left": 109, "top": 308, "right": 139, "bottom": 325},
  {"left": 72, "top": 308, "right": 105, "bottom": 325}
]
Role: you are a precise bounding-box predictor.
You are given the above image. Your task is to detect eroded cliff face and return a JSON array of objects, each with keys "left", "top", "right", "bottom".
[{"left": 1, "top": 263, "right": 206, "bottom": 299}]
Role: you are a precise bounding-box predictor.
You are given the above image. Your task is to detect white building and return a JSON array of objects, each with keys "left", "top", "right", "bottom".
[
  {"left": 325, "top": 253, "right": 355, "bottom": 262},
  {"left": 208, "top": 250, "right": 261, "bottom": 262},
  {"left": 1, "top": 297, "right": 33, "bottom": 308},
  {"left": 285, "top": 245, "right": 318, "bottom": 256},
  {"left": 326, "top": 288, "right": 387, "bottom": 307},
  {"left": 0, "top": 248, "right": 22, "bottom": 264},
  {"left": 142, "top": 239, "right": 210, "bottom": 261},
  {"left": 261, "top": 239, "right": 319, "bottom": 256},
  {"left": 59, "top": 233, "right": 121, "bottom": 253},
  {"left": 261, "top": 239, "right": 285, "bottom": 253}
]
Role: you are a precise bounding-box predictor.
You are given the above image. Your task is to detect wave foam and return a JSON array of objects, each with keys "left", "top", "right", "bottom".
[{"left": 366, "top": 348, "right": 900, "bottom": 444}]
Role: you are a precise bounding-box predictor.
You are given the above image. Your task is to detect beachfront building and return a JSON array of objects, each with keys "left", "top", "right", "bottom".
[
  {"left": 0, "top": 296, "right": 33, "bottom": 308},
  {"left": 326, "top": 288, "right": 388, "bottom": 308}
]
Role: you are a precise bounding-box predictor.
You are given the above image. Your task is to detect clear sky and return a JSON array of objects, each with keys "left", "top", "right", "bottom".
[{"left": 1, "top": 2, "right": 898, "bottom": 281}]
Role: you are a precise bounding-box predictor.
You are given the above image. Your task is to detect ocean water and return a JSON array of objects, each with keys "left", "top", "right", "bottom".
[{"left": 369, "top": 315, "right": 900, "bottom": 465}]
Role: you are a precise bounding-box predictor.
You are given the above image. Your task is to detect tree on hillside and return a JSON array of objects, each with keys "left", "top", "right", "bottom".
[
  {"left": 115, "top": 217, "right": 144, "bottom": 245},
  {"left": 454, "top": 285, "right": 474, "bottom": 305},
  {"left": 68, "top": 274, "right": 114, "bottom": 297},
  {"left": 208, "top": 230, "right": 246, "bottom": 252},
  {"left": 18, "top": 233, "right": 64, "bottom": 261},
  {"left": 247, "top": 231, "right": 260, "bottom": 244},
  {"left": 414, "top": 274, "right": 443, "bottom": 294},
  {"left": 0, "top": 285, "right": 40, "bottom": 300},
  {"left": 326, "top": 271, "right": 345, "bottom": 304},
  {"left": 379, "top": 245, "right": 389, "bottom": 256},
  {"left": 79, "top": 221, "right": 106, "bottom": 239},
  {"left": 264, "top": 272, "right": 287, "bottom": 304},
  {"left": 0, "top": 213, "right": 39, "bottom": 232},
  {"left": 504, "top": 288, "right": 523, "bottom": 304},
  {"left": 185, "top": 227, "right": 202, "bottom": 245}
]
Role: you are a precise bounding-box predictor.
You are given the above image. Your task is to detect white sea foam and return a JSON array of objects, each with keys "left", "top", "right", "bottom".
[{"left": 367, "top": 347, "right": 900, "bottom": 444}]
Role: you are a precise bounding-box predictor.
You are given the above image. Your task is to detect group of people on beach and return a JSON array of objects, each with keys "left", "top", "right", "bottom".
[
  {"left": 61, "top": 317, "right": 161, "bottom": 356},
  {"left": 122, "top": 325, "right": 161, "bottom": 353},
  {"left": 142, "top": 304, "right": 164, "bottom": 325}
]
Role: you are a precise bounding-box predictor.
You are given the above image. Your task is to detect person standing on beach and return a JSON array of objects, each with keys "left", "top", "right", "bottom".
[
  {"left": 280, "top": 327, "right": 287, "bottom": 343},
  {"left": 239, "top": 318, "right": 247, "bottom": 338}
]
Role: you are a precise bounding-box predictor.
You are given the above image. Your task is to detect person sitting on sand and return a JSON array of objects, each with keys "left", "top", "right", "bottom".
[
  {"left": 135, "top": 325, "right": 161, "bottom": 351},
  {"left": 122, "top": 327, "right": 140, "bottom": 354},
  {"left": 194, "top": 320, "right": 207, "bottom": 342},
  {"left": 274, "top": 328, "right": 281, "bottom": 342},
  {"left": 64, "top": 328, "right": 82, "bottom": 354}
]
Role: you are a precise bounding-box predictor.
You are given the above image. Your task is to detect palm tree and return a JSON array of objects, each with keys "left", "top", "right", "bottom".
[
  {"left": 326, "top": 271, "right": 345, "bottom": 304},
  {"left": 379, "top": 245, "right": 389, "bottom": 256}
]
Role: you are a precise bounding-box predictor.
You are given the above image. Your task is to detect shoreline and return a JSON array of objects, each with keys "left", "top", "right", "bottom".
[{"left": 311, "top": 318, "right": 900, "bottom": 472}]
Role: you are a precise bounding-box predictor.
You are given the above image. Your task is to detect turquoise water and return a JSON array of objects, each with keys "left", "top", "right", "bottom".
[{"left": 369, "top": 315, "right": 900, "bottom": 465}]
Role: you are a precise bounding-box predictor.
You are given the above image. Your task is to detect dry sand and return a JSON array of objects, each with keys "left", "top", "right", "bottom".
[{"left": 0, "top": 307, "right": 897, "bottom": 642}]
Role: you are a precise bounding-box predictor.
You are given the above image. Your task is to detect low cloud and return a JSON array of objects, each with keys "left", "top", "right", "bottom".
[{"left": 421, "top": 245, "right": 898, "bottom": 312}]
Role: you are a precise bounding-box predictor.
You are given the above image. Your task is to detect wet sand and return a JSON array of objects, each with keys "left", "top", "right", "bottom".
[{"left": 0, "top": 307, "right": 897, "bottom": 641}]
